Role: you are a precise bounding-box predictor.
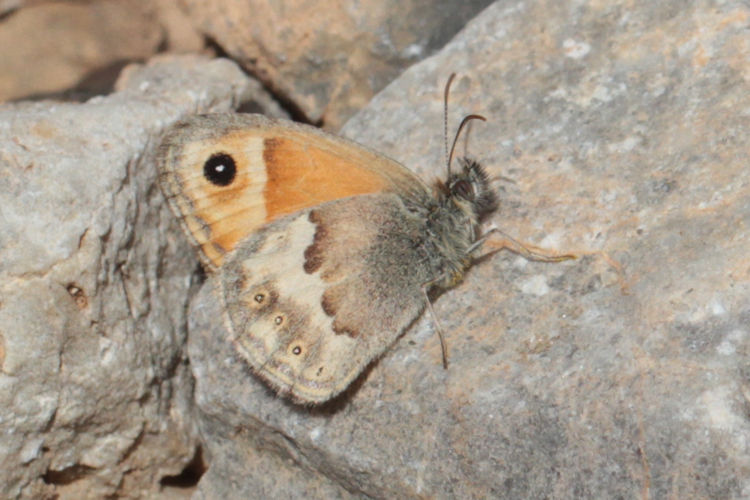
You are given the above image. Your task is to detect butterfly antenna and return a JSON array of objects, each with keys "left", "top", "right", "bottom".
[
  {"left": 448, "top": 114, "right": 487, "bottom": 170},
  {"left": 444, "top": 73, "right": 456, "bottom": 177}
]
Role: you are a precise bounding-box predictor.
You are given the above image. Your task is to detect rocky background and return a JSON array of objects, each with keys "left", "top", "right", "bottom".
[{"left": 1, "top": 0, "right": 749, "bottom": 499}]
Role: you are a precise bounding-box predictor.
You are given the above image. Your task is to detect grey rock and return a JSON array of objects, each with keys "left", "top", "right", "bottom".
[
  {"left": 0, "top": 55, "right": 282, "bottom": 499},
  {"left": 191, "top": 1, "right": 750, "bottom": 499}
]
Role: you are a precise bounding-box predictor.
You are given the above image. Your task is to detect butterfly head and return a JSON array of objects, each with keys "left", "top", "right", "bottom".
[
  {"left": 444, "top": 157, "right": 498, "bottom": 222},
  {"left": 427, "top": 157, "right": 498, "bottom": 289}
]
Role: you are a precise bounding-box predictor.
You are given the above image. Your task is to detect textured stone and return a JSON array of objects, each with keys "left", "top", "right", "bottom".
[
  {"left": 3, "top": 0, "right": 748, "bottom": 497},
  {"left": 180, "top": 0, "right": 495, "bottom": 129},
  {"left": 190, "top": 1, "right": 750, "bottom": 498},
  {"left": 0, "top": 0, "right": 204, "bottom": 102},
  {"left": 0, "top": 0, "right": 28, "bottom": 17},
  {"left": 0, "top": 55, "right": 282, "bottom": 499}
]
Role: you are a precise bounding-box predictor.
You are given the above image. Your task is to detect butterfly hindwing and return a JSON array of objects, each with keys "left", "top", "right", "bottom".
[{"left": 221, "top": 193, "right": 438, "bottom": 403}]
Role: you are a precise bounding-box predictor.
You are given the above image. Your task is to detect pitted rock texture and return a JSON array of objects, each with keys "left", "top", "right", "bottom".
[
  {"left": 0, "top": 55, "right": 283, "bottom": 499},
  {"left": 189, "top": 1, "right": 750, "bottom": 498}
]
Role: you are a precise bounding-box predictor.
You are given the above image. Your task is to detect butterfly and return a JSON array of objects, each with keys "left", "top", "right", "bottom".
[{"left": 156, "top": 75, "right": 572, "bottom": 404}]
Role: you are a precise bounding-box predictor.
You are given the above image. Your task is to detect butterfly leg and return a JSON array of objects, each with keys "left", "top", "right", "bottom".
[
  {"left": 418, "top": 229, "right": 573, "bottom": 370},
  {"left": 421, "top": 278, "right": 450, "bottom": 369},
  {"left": 472, "top": 226, "right": 576, "bottom": 262}
]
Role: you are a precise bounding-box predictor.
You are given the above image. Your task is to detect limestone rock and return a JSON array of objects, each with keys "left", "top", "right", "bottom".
[
  {"left": 0, "top": 55, "right": 281, "bottom": 499},
  {"left": 3, "top": 0, "right": 748, "bottom": 497},
  {"left": 190, "top": 1, "right": 750, "bottom": 498}
]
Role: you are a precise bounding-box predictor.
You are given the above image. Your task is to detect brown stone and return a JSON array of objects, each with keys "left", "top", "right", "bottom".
[
  {"left": 180, "top": 0, "right": 494, "bottom": 129},
  {"left": 0, "top": 0, "right": 203, "bottom": 102}
]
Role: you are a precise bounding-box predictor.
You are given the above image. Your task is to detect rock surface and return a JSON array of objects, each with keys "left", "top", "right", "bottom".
[
  {"left": 1, "top": 0, "right": 491, "bottom": 129},
  {"left": 0, "top": 0, "right": 204, "bottom": 102},
  {"left": 180, "top": 0, "right": 495, "bottom": 129},
  {"left": 2, "top": 0, "right": 749, "bottom": 498},
  {"left": 0, "top": 55, "right": 283, "bottom": 499},
  {"left": 190, "top": 1, "right": 750, "bottom": 498}
]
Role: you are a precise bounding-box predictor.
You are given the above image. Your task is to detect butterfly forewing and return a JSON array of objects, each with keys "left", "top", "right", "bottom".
[{"left": 157, "top": 113, "right": 426, "bottom": 269}]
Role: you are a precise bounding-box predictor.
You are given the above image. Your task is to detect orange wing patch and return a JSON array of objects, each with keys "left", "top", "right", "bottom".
[{"left": 263, "top": 137, "right": 390, "bottom": 220}]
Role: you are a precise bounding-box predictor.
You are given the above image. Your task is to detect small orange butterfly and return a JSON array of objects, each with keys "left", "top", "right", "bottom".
[{"left": 157, "top": 75, "right": 572, "bottom": 404}]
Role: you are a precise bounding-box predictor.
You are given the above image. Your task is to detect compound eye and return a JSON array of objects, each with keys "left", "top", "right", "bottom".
[{"left": 452, "top": 179, "right": 474, "bottom": 200}]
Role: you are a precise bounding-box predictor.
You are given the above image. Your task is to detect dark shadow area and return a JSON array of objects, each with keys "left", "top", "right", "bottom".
[
  {"left": 159, "top": 445, "right": 206, "bottom": 489},
  {"left": 42, "top": 464, "right": 95, "bottom": 486},
  {"left": 14, "top": 59, "right": 135, "bottom": 103}
]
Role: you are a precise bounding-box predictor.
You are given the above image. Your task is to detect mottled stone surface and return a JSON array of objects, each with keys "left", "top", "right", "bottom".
[
  {"left": 190, "top": 1, "right": 750, "bottom": 498},
  {"left": 0, "top": 56, "right": 282, "bottom": 499},
  {"left": 0, "top": 0, "right": 31, "bottom": 17},
  {"left": 2, "top": 0, "right": 748, "bottom": 498},
  {"left": 180, "top": 0, "right": 494, "bottom": 129},
  {"left": 0, "top": 0, "right": 204, "bottom": 102}
]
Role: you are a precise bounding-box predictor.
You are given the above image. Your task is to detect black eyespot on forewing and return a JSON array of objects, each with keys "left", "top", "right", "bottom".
[{"left": 204, "top": 153, "right": 236, "bottom": 186}]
